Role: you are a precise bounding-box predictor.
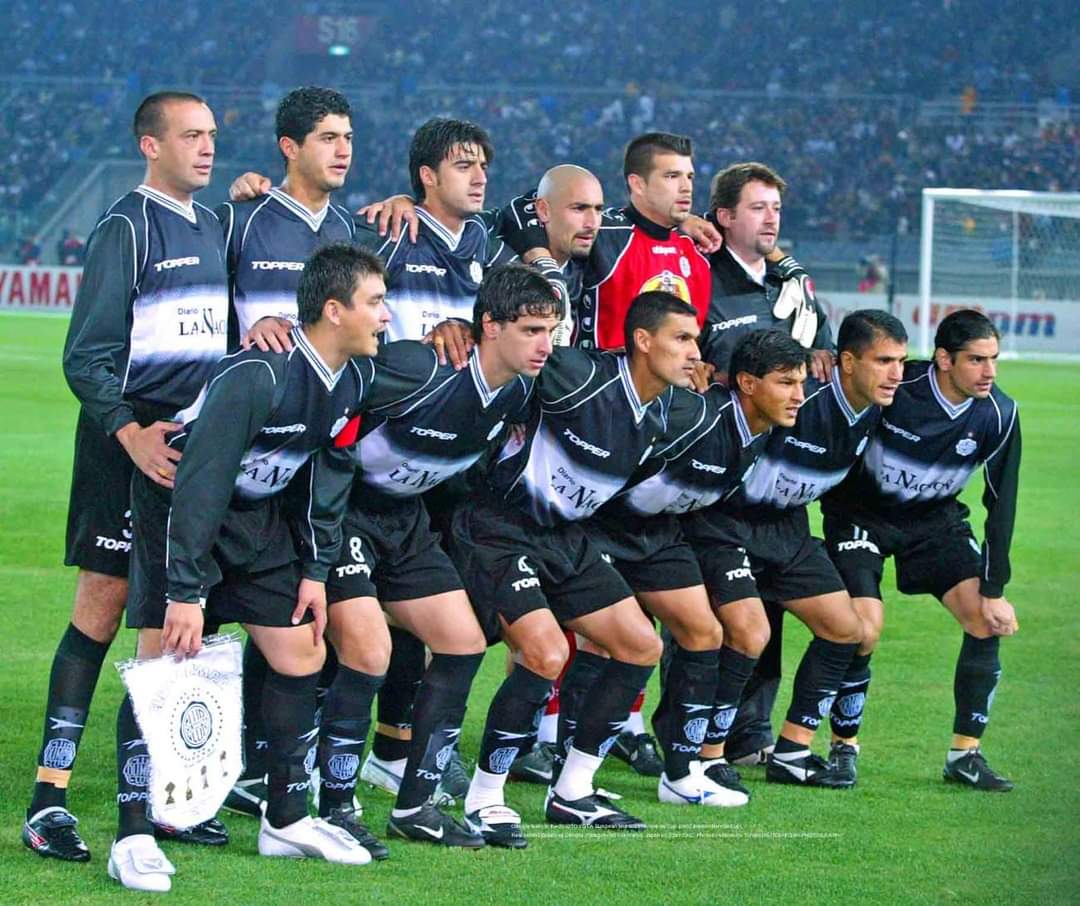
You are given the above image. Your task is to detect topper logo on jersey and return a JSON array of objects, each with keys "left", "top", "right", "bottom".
[
  {"left": 784, "top": 436, "right": 826, "bottom": 454},
  {"left": 154, "top": 256, "right": 200, "bottom": 272},
  {"left": 690, "top": 459, "right": 726, "bottom": 474},
  {"left": 405, "top": 263, "right": 447, "bottom": 277},
  {"left": 712, "top": 314, "right": 757, "bottom": 332},
  {"left": 410, "top": 426, "right": 458, "bottom": 441},
  {"left": 651, "top": 246, "right": 677, "bottom": 255},
  {"left": 562, "top": 428, "right": 610, "bottom": 458},
  {"left": 251, "top": 260, "right": 304, "bottom": 271},
  {"left": 882, "top": 419, "right": 921, "bottom": 442},
  {"left": 261, "top": 424, "right": 306, "bottom": 435}
]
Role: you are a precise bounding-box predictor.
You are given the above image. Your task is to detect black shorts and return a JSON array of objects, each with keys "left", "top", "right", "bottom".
[
  {"left": 448, "top": 500, "right": 633, "bottom": 645},
  {"left": 589, "top": 512, "right": 703, "bottom": 593},
  {"left": 823, "top": 503, "right": 982, "bottom": 601},
  {"left": 127, "top": 472, "right": 304, "bottom": 630},
  {"left": 684, "top": 506, "right": 846, "bottom": 606},
  {"left": 64, "top": 409, "right": 134, "bottom": 578},
  {"left": 325, "top": 497, "right": 463, "bottom": 605}
]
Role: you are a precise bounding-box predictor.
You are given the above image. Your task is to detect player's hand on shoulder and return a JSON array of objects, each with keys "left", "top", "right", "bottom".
[
  {"left": 424, "top": 319, "right": 474, "bottom": 370},
  {"left": 116, "top": 421, "right": 182, "bottom": 489},
  {"left": 162, "top": 600, "right": 204, "bottom": 658},
  {"left": 357, "top": 194, "right": 418, "bottom": 242},
  {"left": 680, "top": 214, "right": 723, "bottom": 254},
  {"left": 293, "top": 578, "right": 328, "bottom": 646},
  {"left": 229, "top": 172, "right": 272, "bottom": 202},
  {"left": 242, "top": 317, "right": 294, "bottom": 353},
  {"left": 981, "top": 596, "right": 1019, "bottom": 636},
  {"left": 689, "top": 360, "right": 716, "bottom": 392},
  {"left": 810, "top": 348, "right": 835, "bottom": 383}
]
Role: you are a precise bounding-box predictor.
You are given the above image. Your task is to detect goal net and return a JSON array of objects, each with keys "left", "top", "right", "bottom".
[{"left": 918, "top": 189, "right": 1080, "bottom": 358}]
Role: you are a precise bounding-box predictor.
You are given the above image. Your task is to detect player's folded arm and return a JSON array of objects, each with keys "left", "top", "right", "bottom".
[{"left": 165, "top": 361, "right": 278, "bottom": 603}]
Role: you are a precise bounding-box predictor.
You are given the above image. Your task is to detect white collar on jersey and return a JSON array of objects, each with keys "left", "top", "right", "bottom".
[
  {"left": 416, "top": 206, "right": 479, "bottom": 252},
  {"left": 269, "top": 187, "right": 329, "bottom": 232},
  {"left": 928, "top": 364, "right": 975, "bottom": 419},
  {"left": 468, "top": 354, "right": 498, "bottom": 409},
  {"left": 830, "top": 369, "right": 873, "bottom": 426},
  {"left": 136, "top": 184, "right": 197, "bottom": 223},
  {"left": 726, "top": 245, "right": 767, "bottom": 286},
  {"left": 291, "top": 326, "right": 345, "bottom": 392},
  {"left": 617, "top": 355, "right": 649, "bottom": 424},
  {"left": 729, "top": 389, "right": 762, "bottom": 446}
]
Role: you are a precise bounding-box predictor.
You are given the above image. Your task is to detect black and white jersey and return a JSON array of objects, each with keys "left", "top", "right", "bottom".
[
  {"left": 165, "top": 327, "right": 372, "bottom": 602},
  {"left": 699, "top": 246, "right": 833, "bottom": 374},
  {"left": 63, "top": 185, "right": 229, "bottom": 434},
  {"left": 217, "top": 188, "right": 355, "bottom": 336},
  {"left": 357, "top": 207, "right": 503, "bottom": 342},
  {"left": 351, "top": 341, "right": 534, "bottom": 505},
  {"left": 823, "top": 360, "right": 1021, "bottom": 596},
  {"left": 486, "top": 347, "right": 671, "bottom": 526},
  {"left": 731, "top": 371, "right": 879, "bottom": 517},
  {"left": 603, "top": 385, "right": 767, "bottom": 517}
]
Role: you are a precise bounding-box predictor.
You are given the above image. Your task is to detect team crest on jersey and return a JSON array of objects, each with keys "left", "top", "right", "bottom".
[
  {"left": 683, "top": 718, "right": 708, "bottom": 745},
  {"left": 679, "top": 255, "right": 691, "bottom": 278},
  {"left": 469, "top": 261, "right": 484, "bottom": 283},
  {"left": 639, "top": 270, "right": 691, "bottom": 302},
  {"left": 956, "top": 437, "right": 977, "bottom": 456},
  {"left": 488, "top": 746, "right": 519, "bottom": 774}
]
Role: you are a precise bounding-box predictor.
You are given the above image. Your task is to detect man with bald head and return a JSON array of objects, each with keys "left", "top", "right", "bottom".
[{"left": 512, "top": 165, "right": 605, "bottom": 345}]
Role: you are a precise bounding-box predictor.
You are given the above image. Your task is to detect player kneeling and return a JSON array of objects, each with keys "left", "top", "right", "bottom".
[{"left": 108, "top": 245, "right": 389, "bottom": 891}]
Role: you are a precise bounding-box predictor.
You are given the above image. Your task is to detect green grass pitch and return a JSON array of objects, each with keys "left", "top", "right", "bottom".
[{"left": 0, "top": 314, "right": 1077, "bottom": 904}]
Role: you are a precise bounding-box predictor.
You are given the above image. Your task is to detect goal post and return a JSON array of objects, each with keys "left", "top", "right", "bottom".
[{"left": 919, "top": 188, "right": 1080, "bottom": 358}]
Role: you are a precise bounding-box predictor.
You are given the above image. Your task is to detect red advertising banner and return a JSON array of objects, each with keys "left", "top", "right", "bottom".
[{"left": 0, "top": 266, "right": 82, "bottom": 310}]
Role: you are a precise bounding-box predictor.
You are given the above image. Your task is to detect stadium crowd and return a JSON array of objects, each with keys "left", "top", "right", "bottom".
[{"left": 1, "top": 0, "right": 1075, "bottom": 256}]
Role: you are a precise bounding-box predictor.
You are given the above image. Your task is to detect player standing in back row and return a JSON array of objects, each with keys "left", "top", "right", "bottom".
[{"left": 23, "top": 91, "right": 230, "bottom": 862}]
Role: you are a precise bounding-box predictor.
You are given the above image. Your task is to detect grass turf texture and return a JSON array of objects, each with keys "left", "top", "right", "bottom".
[{"left": 0, "top": 313, "right": 1077, "bottom": 904}]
